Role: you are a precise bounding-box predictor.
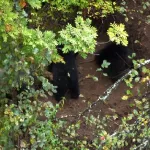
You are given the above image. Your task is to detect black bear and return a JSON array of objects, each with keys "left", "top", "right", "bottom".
[
  {"left": 48, "top": 45, "right": 79, "bottom": 101},
  {"left": 95, "top": 42, "right": 134, "bottom": 82}
]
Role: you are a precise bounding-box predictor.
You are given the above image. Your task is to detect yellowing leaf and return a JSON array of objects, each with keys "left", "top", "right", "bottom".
[{"left": 122, "top": 95, "right": 129, "bottom": 100}]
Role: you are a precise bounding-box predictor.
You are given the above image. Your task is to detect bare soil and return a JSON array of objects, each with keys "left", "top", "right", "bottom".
[
  {"left": 42, "top": 31, "right": 150, "bottom": 141},
  {"left": 41, "top": 0, "right": 150, "bottom": 144}
]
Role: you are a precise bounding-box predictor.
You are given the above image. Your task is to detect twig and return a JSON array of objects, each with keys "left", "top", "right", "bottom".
[
  {"left": 58, "top": 114, "right": 77, "bottom": 119},
  {"left": 79, "top": 59, "right": 95, "bottom": 64},
  {"left": 78, "top": 59, "right": 150, "bottom": 118},
  {"left": 98, "top": 108, "right": 150, "bottom": 150},
  {"left": 57, "top": 59, "right": 150, "bottom": 121},
  {"left": 96, "top": 40, "right": 110, "bottom": 45},
  {"left": 115, "top": 52, "right": 131, "bottom": 68},
  {"left": 79, "top": 77, "right": 86, "bottom": 83},
  {"left": 133, "top": 139, "right": 149, "bottom": 150}
]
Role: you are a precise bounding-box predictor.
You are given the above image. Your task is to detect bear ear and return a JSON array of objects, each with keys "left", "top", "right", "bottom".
[
  {"left": 56, "top": 45, "right": 64, "bottom": 56},
  {"left": 57, "top": 44, "right": 64, "bottom": 50}
]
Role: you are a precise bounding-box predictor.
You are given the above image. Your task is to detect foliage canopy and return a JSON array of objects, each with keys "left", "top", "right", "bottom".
[{"left": 0, "top": 0, "right": 149, "bottom": 149}]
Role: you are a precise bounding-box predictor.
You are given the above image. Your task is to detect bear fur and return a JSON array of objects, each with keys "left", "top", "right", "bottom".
[
  {"left": 48, "top": 46, "right": 79, "bottom": 101},
  {"left": 95, "top": 42, "right": 134, "bottom": 82}
]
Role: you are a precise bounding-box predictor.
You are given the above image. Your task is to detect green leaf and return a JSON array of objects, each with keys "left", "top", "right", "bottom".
[
  {"left": 134, "top": 77, "right": 140, "bottom": 82},
  {"left": 96, "top": 68, "right": 102, "bottom": 72},
  {"left": 133, "top": 109, "right": 138, "bottom": 115},
  {"left": 92, "top": 76, "right": 99, "bottom": 82},
  {"left": 101, "top": 60, "right": 111, "bottom": 68},
  {"left": 107, "top": 23, "right": 128, "bottom": 46}
]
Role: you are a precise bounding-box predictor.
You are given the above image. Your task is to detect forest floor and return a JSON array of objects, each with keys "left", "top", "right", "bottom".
[
  {"left": 42, "top": 31, "right": 150, "bottom": 142},
  {"left": 41, "top": 0, "right": 150, "bottom": 145}
]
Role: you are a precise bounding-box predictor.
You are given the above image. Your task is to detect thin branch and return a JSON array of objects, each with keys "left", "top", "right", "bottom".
[
  {"left": 79, "top": 59, "right": 95, "bottom": 64},
  {"left": 96, "top": 40, "right": 110, "bottom": 45},
  {"left": 133, "top": 139, "right": 149, "bottom": 150},
  {"left": 57, "top": 59, "right": 150, "bottom": 123},
  {"left": 58, "top": 114, "right": 77, "bottom": 119},
  {"left": 78, "top": 59, "right": 150, "bottom": 118},
  {"left": 98, "top": 108, "right": 150, "bottom": 150},
  {"left": 115, "top": 52, "right": 131, "bottom": 68}
]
